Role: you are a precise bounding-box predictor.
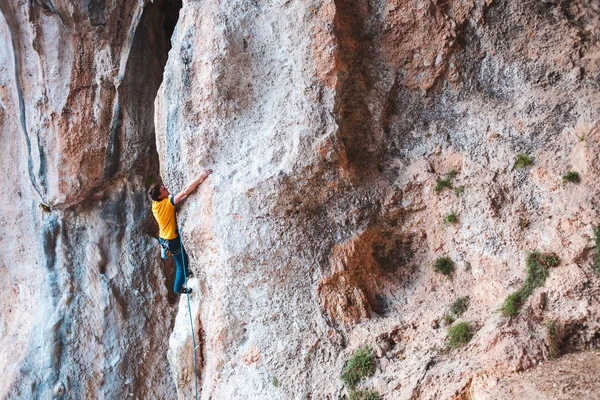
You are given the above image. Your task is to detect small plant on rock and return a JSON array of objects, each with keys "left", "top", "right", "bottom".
[
  {"left": 341, "top": 346, "right": 375, "bottom": 389},
  {"left": 563, "top": 171, "right": 580, "bottom": 183},
  {"left": 349, "top": 389, "right": 380, "bottom": 400},
  {"left": 444, "top": 212, "right": 458, "bottom": 224},
  {"left": 501, "top": 252, "right": 559, "bottom": 317},
  {"left": 434, "top": 257, "right": 455, "bottom": 276},
  {"left": 435, "top": 170, "right": 459, "bottom": 194},
  {"left": 521, "top": 252, "right": 559, "bottom": 298},
  {"left": 447, "top": 322, "right": 473, "bottom": 348},
  {"left": 501, "top": 292, "right": 522, "bottom": 317},
  {"left": 435, "top": 178, "right": 453, "bottom": 193},
  {"left": 514, "top": 153, "right": 533, "bottom": 168},
  {"left": 447, "top": 170, "right": 459, "bottom": 179},
  {"left": 454, "top": 186, "right": 465, "bottom": 196},
  {"left": 450, "top": 296, "right": 469, "bottom": 317},
  {"left": 442, "top": 314, "right": 455, "bottom": 326}
]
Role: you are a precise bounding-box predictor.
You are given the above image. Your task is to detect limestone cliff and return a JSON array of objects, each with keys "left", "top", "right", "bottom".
[
  {"left": 1, "top": 0, "right": 599, "bottom": 399},
  {"left": 0, "top": 0, "right": 177, "bottom": 398}
]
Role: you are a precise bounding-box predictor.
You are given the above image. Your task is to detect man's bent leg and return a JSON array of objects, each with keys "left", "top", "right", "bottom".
[
  {"left": 172, "top": 250, "right": 185, "bottom": 293},
  {"left": 171, "top": 244, "right": 190, "bottom": 293}
]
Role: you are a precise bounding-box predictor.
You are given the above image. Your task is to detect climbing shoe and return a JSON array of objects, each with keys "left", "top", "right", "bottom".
[{"left": 177, "top": 287, "right": 192, "bottom": 295}]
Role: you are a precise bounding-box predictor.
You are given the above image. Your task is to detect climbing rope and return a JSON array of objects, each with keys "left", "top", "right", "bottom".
[{"left": 178, "top": 227, "right": 199, "bottom": 400}]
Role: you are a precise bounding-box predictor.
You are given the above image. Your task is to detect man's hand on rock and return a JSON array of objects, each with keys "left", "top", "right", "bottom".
[{"left": 199, "top": 168, "right": 213, "bottom": 179}]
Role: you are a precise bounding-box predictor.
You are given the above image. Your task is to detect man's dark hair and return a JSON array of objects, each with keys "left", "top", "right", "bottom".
[{"left": 148, "top": 184, "right": 162, "bottom": 201}]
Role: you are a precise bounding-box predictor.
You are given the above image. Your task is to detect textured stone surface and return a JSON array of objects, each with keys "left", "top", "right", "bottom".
[
  {"left": 2, "top": 0, "right": 600, "bottom": 399},
  {"left": 475, "top": 351, "right": 600, "bottom": 399},
  {"left": 0, "top": 0, "right": 177, "bottom": 398},
  {"left": 157, "top": 0, "right": 600, "bottom": 398}
]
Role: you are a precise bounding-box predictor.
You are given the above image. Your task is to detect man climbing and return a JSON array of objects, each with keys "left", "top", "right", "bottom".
[{"left": 148, "top": 168, "right": 212, "bottom": 294}]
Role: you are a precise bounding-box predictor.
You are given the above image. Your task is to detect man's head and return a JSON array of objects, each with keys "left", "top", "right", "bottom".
[{"left": 148, "top": 184, "right": 169, "bottom": 201}]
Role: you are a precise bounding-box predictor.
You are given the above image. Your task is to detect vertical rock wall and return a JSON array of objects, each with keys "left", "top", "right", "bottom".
[
  {"left": 157, "top": 0, "right": 600, "bottom": 399},
  {"left": 0, "top": 0, "right": 179, "bottom": 398},
  {"left": 0, "top": 0, "right": 599, "bottom": 399}
]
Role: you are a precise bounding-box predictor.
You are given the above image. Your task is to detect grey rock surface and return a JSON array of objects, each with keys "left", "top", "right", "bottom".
[
  {"left": 0, "top": 0, "right": 177, "bottom": 398},
  {"left": 1, "top": 0, "right": 600, "bottom": 399}
]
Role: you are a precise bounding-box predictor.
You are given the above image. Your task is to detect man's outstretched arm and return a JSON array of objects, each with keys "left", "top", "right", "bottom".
[{"left": 173, "top": 168, "right": 212, "bottom": 204}]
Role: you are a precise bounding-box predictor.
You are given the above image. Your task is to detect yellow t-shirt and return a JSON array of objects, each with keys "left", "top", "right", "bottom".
[{"left": 152, "top": 196, "right": 178, "bottom": 240}]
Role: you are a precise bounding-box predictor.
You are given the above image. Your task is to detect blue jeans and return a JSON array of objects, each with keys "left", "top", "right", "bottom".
[{"left": 160, "top": 236, "right": 190, "bottom": 293}]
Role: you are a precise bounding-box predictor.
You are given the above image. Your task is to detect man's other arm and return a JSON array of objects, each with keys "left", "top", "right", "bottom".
[{"left": 173, "top": 168, "right": 213, "bottom": 204}]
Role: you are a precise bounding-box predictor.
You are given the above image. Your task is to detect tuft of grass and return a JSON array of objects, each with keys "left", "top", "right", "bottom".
[
  {"left": 435, "top": 170, "right": 459, "bottom": 193},
  {"left": 501, "top": 252, "right": 559, "bottom": 317},
  {"left": 449, "top": 296, "right": 469, "bottom": 317},
  {"left": 444, "top": 212, "right": 458, "bottom": 224},
  {"left": 520, "top": 216, "right": 530, "bottom": 230},
  {"left": 514, "top": 153, "right": 533, "bottom": 168},
  {"left": 454, "top": 186, "right": 465, "bottom": 197},
  {"left": 447, "top": 170, "right": 459, "bottom": 179},
  {"left": 521, "top": 252, "right": 559, "bottom": 298},
  {"left": 501, "top": 292, "right": 522, "bottom": 317},
  {"left": 435, "top": 178, "right": 453, "bottom": 193},
  {"left": 434, "top": 257, "right": 455, "bottom": 276},
  {"left": 545, "top": 320, "right": 561, "bottom": 359},
  {"left": 341, "top": 346, "right": 375, "bottom": 389},
  {"left": 563, "top": 171, "right": 580, "bottom": 183},
  {"left": 447, "top": 322, "right": 473, "bottom": 348},
  {"left": 442, "top": 314, "right": 455, "bottom": 326},
  {"left": 349, "top": 389, "right": 380, "bottom": 400}
]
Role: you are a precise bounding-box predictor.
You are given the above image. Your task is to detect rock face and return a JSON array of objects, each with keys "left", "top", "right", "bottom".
[
  {"left": 0, "top": 0, "right": 178, "bottom": 398},
  {"left": 1, "top": 0, "right": 600, "bottom": 399}
]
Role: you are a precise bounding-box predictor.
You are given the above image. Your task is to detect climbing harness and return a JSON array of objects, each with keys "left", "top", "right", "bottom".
[{"left": 178, "top": 227, "right": 200, "bottom": 400}]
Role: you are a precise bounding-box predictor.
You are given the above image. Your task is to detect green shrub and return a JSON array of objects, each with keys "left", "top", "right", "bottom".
[
  {"left": 435, "top": 178, "right": 453, "bottom": 193},
  {"left": 434, "top": 257, "right": 455, "bottom": 276},
  {"left": 449, "top": 296, "right": 469, "bottom": 317},
  {"left": 349, "top": 389, "right": 380, "bottom": 400},
  {"left": 447, "top": 322, "right": 473, "bottom": 348},
  {"left": 341, "top": 346, "right": 375, "bottom": 389},
  {"left": 444, "top": 212, "right": 458, "bottom": 224},
  {"left": 454, "top": 186, "right": 465, "bottom": 196},
  {"left": 442, "top": 314, "right": 455, "bottom": 325},
  {"left": 501, "top": 252, "right": 559, "bottom": 317},
  {"left": 272, "top": 376, "right": 279, "bottom": 387},
  {"left": 514, "top": 154, "right": 533, "bottom": 168},
  {"left": 521, "top": 252, "right": 558, "bottom": 298},
  {"left": 447, "top": 170, "right": 459, "bottom": 179},
  {"left": 435, "top": 170, "right": 459, "bottom": 193},
  {"left": 501, "top": 292, "right": 522, "bottom": 317},
  {"left": 562, "top": 171, "right": 580, "bottom": 183}
]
